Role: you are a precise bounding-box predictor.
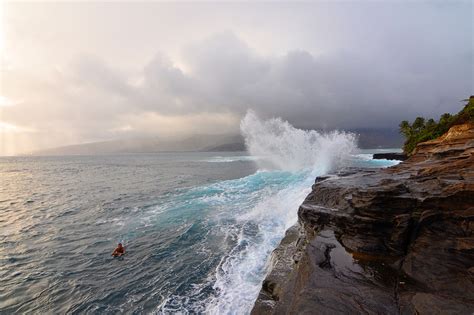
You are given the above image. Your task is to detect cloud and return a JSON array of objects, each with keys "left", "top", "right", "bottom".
[
  {"left": 0, "top": 96, "right": 21, "bottom": 108},
  {"left": 128, "top": 32, "right": 470, "bottom": 130},
  {"left": 2, "top": 1, "right": 472, "bottom": 155},
  {"left": 5, "top": 31, "right": 473, "bottom": 132},
  {"left": 0, "top": 121, "right": 36, "bottom": 133}
]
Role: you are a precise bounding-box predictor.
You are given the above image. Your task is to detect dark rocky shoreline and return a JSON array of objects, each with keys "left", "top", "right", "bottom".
[
  {"left": 372, "top": 152, "right": 408, "bottom": 161},
  {"left": 252, "top": 123, "right": 474, "bottom": 314}
]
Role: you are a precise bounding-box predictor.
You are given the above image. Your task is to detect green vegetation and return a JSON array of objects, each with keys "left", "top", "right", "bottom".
[{"left": 399, "top": 96, "right": 474, "bottom": 154}]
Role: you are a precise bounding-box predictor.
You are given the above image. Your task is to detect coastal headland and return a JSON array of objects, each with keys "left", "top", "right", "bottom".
[{"left": 252, "top": 121, "right": 474, "bottom": 314}]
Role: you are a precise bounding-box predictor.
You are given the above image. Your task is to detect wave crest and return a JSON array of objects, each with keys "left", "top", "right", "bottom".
[{"left": 240, "top": 110, "right": 357, "bottom": 173}]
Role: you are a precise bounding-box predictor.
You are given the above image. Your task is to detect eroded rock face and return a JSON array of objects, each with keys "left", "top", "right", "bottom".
[{"left": 252, "top": 123, "right": 474, "bottom": 315}]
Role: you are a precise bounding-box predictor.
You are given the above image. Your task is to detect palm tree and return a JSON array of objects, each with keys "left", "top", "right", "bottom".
[
  {"left": 399, "top": 120, "right": 411, "bottom": 137},
  {"left": 412, "top": 117, "right": 425, "bottom": 131}
]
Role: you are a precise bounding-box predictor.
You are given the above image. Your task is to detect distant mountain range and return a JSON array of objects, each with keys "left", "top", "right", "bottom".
[
  {"left": 29, "top": 134, "right": 245, "bottom": 156},
  {"left": 29, "top": 129, "right": 402, "bottom": 156}
]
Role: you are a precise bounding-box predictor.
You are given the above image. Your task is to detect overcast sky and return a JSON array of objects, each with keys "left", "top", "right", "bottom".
[{"left": 1, "top": 1, "right": 472, "bottom": 155}]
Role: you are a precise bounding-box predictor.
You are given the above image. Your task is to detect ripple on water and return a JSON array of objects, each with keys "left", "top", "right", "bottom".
[{"left": 0, "top": 151, "right": 388, "bottom": 313}]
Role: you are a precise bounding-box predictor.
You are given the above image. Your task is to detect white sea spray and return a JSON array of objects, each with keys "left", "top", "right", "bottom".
[{"left": 204, "top": 111, "right": 357, "bottom": 314}]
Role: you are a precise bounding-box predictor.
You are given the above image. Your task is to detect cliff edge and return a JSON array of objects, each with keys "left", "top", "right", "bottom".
[{"left": 252, "top": 123, "right": 474, "bottom": 314}]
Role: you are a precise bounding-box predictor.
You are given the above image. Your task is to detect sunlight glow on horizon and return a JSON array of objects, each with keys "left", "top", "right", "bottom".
[
  {"left": 0, "top": 95, "right": 17, "bottom": 107},
  {"left": 0, "top": 121, "right": 36, "bottom": 133}
]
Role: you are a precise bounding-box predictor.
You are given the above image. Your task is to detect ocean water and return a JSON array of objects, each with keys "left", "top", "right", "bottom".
[{"left": 0, "top": 113, "right": 400, "bottom": 314}]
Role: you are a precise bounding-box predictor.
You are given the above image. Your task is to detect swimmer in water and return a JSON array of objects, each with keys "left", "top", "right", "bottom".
[{"left": 111, "top": 243, "right": 125, "bottom": 257}]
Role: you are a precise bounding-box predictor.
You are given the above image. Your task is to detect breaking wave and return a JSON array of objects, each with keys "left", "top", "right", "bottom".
[{"left": 201, "top": 111, "right": 357, "bottom": 314}]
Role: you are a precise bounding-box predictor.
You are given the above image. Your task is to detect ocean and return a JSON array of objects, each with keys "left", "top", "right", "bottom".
[{"left": 0, "top": 114, "right": 400, "bottom": 314}]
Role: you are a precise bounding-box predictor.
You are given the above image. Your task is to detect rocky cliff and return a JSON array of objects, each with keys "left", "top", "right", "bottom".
[{"left": 252, "top": 123, "right": 474, "bottom": 314}]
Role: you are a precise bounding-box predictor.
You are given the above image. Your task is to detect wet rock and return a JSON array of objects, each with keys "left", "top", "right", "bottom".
[
  {"left": 252, "top": 225, "right": 301, "bottom": 314},
  {"left": 373, "top": 152, "right": 408, "bottom": 161},
  {"left": 252, "top": 123, "right": 474, "bottom": 314}
]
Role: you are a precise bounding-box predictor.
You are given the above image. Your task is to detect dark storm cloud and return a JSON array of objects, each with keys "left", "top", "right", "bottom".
[{"left": 79, "top": 27, "right": 472, "bottom": 130}]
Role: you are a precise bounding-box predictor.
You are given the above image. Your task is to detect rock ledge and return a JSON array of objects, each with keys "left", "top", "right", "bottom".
[{"left": 252, "top": 123, "right": 474, "bottom": 315}]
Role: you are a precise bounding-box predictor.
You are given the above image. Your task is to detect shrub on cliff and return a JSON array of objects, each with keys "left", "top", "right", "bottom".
[{"left": 400, "top": 96, "right": 474, "bottom": 154}]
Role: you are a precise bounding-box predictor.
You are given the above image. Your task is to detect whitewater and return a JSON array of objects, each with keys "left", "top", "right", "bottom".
[
  {"left": 159, "top": 111, "right": 389, "bottom": 313},
  {"left": 199, "top": 111, "right": 358, "bottom": 314},
  {"left": 0, "top": 112, "right": 399, "bottom": 314}
]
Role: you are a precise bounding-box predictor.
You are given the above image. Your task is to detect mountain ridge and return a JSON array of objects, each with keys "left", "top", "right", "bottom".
[{"left": 25, "top": 128, "right": 402, "bottom": 156}]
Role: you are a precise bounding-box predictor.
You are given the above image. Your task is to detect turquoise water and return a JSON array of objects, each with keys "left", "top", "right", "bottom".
[{"left": 0, "top": 150, "right": 398, "bottom": 314}]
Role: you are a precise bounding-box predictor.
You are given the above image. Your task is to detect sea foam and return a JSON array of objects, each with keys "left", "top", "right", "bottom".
[
  {"left": 203, "top": 111, "right": 357, "bottom": 314},
  {"left": 240, "top": 110, "right": 357, "bottom": 174}
]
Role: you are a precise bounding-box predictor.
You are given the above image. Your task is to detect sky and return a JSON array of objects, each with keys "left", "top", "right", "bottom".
[{"left": 0, "top": 1, "right": 473, "bottom": 155}]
